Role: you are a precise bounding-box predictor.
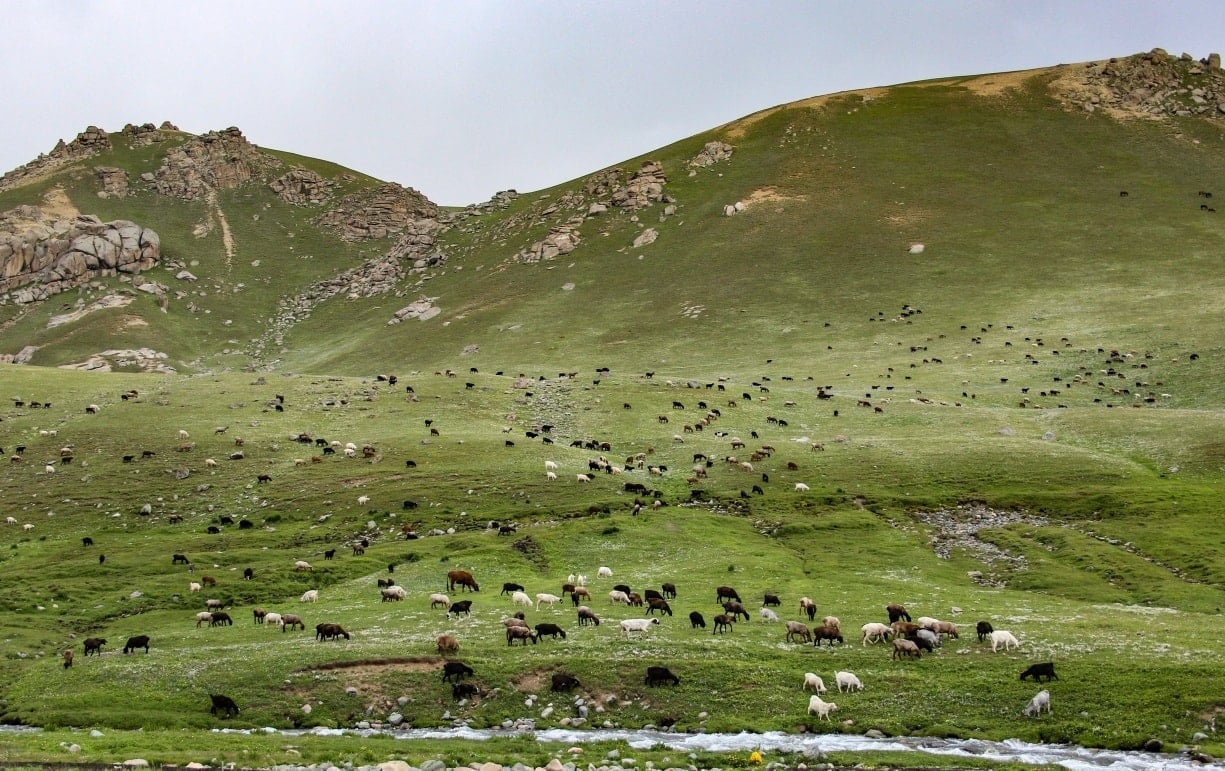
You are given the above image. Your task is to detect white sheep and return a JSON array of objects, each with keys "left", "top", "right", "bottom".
[
  {"left": 575, "top": 574, "right": 588, "bottom": 586},
  {"left": 429, "top": 593, "right": 450, "bottom": 609},
  {"left": 1023, "top": 689, "right": 1051, "bottom": 717},
  {"left": 916, "top": 616, "right": 940, "bottom": 630},
  {"left": 802, "top": 672, "right": 827, "bottom": 693},
  {"left": 345, "top": 442, "right": 358, "bottom": 452},
  {"left": 44, "top": 465, "right": 56, "bottom": 474},
  {"left": 300, "top": 589, "right": 319, "bottom": 603},
  {"left": 344, "top": 448, "right": 357, "bottom": 458},
  {"left": 23, "top": 523, "right": 34, "bottom": 531},
  {"left": 795, "top": 482, "right": 810, "bottom": 492},
  {"left": 759, "top": 607, "right": 780, "bottom": 622},
  {"left": 264, "top": 612, "right": 283, "bottom": 627},
  {"left": 991, "top": 630, "right": 1020, "bottom": 652},
  {"left": 835, "top": 671, "right": 863, "bottom": 692},
  {"left": 5, "top": 517, "right": 17, "bottom": 525},
  {"left": 381, "top": 585, "right": 407, "bottom": 601},
  {"left": 511, "top": 591, "right": 533, "bottom": 607},
  {"left": 822, "top": 615, "right": 841, "bottom": 631},
  {"left": 861, "top": 622, "right": 891, "bottom": 645},
  {"left": 204, "top": 458, "right": 218, "bottom": 468},
  {"left": 544, "top": 460, "right": 558, "bottom": 471},
  {"left": 807, "top": 694, "right": 838, "bottom": 719},
  {"left": 619, "top": 618, "right": 660, "bottom": 635},
  {"left": 597, "top": 566, "right": 613, "bottom": 578},
  {"left": 536, "top": 592, "right": 562, "bottom": 609},
  {"left": 189, "top": 582, "right": 202, "bottom": 592},
  {"left": 178, "top": 430, "right": 191, "bottom": 440},
  {"left": 608, "top": 590, "right": 630, "bottom": 605},
  {"left": 357, "top": 495, "right": 370, "bottom": 505},
  {"left": 545, "top": 471, "right": 557, "bottom": 481},
  {"left": 575, "top": 473, "right": 591, "bottom": 483},
  {"left": 294, "top": 560, "right": 313, "bottom": 571}
]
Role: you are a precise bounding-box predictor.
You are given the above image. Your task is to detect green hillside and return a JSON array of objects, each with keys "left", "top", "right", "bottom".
[{"left": 0, "top": 54, "right": 1223, "bottom": 768}]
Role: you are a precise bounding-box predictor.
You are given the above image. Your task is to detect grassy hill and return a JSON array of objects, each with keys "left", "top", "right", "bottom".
[{"left": 0, "top": 54, "right": 1223, "bottom": 768}]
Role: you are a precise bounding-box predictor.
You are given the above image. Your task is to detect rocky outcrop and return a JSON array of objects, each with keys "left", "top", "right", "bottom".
[
  {"left": 95, "top": 166, "right": 129, "bottom": 198},
  {"left": 611, "top": 161, "right": 667, "bottom": 210},
  {"left": 152, "top": 127, "right": 279, "bottom": 200},
  {"left": 516, "top": 220, "right": 583, "bottom": 263},
  {"left": 689, "top": 141, "right": 734, "bottom": 167},
  {"left": 269, "top": 167, "right": 333, "bottom": 205},
  {"left": 59, "top": 348, "right": 174, "bottom": 373},
  {"left": 0, "top": 210, "right": 161, "bottom": 304},
  {"left": 317, "top": 183, "right": 439, "bottom": 240},
  {"left": 0, "top": 126, "right": 113, "bottom": 192},
  {"left": 121, "top": 122, "right": 174, "bottom": 148},
  {"left": 1057, "top": 49, "right": 1225, "bottom": 119}
]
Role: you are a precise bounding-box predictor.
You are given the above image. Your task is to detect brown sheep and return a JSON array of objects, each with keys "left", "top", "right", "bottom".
[{"left": 436, "top": 634, "right": 460, "bottom": 654}]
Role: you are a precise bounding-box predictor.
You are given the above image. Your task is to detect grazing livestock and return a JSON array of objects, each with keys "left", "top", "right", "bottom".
[
  {"left": 577, "top": 607, "right": 600, "bottom": 626},
  {"left": 812, "top": 624, "right": 844, "bottom": 646},
  {"left": 83, "top": 638, "right": 106, "bottom": 656},
  {"left": 243, "top": 568, "right": 254, "bottom": 580},
  {"left": 173, "top": 553, "right": 190, "bottom": 565},
  {"left": 534, "top": 623, "right": 567, "bottom": 640},
  {"left": 785, "top": 620, "right": 812, "bottom": 643},
  {"left": 506, "top": 626, "right": 538, "bottom": 645},
  {"left": 886, "top": 603, "right": 912, "bottom": 623},
  {"left": 799, "top": 597, "right": 817, "bottom": 620},
  {"left": 991, "top": 630, "right": 1020, "bottom": 652},
  {"left": 123, "top": 635, "right": 151, "bottom": 654},
  {"left": 63, "top": 649, "right": 74, "bottom": 669},
  {"left": 441, "top": 661, "right": 474, "bottom": 681},
  {"left": 723, "top": 601, "right": 750, "bottom": 621},
  {"left": 712, "top": 614, "right": 736, "bottom": 634},
  {"left": 500, "top": 582, "right": 525, "bottom": 596},
  {"left": 535, "top": 592, "right": 562, "bottom": 610},
  {"left": 608, "top": 590, "right": 630, "bottom": 605},
  {"left": 835, "top": 671, "right": 864, "bottom": 692},
  {"left": 1023, "top": 689, "right": 1052, "bottom": 717},
  {"left": 893, "top": 638, "right": 922, "bottom": 660},
  {"left": 253, "top": 608, "right": 267, "bottom": 624},
  {"left": 763, "top": 593, "right": 781, "bottom": 607},
  {"left": 447, "top": 570, "right": 479, "bottom": 592},
  {"left": 803, "top": 673, "right": 827, "bottom": 693},
  {"left": 976, "top": 620, "right": 994, "bottom": 642},
  {"left": 807, "top": 695, "right": 838, "bottom": 720},
  {"left": 294, "top": 560, "right": 313, "bottom": 572},
  {"left": 381, "top": 586, "right": 407, "bottom": 602},
  {"left": 689, "top": 611, "right": 707, "bottom": 629},
  {"left": 551, "top": 673, "right": 581, "bottom": 692},
  {"left": 264, "top": 613, "right": 283, "bottom": 628},
  {"left": 429, "top": 593, "right": 450, "bottom": 609},
  {"left": 316, "top": 623, "right": 350, "bottom": 641},
  {"left": 210, "top": 694, "right": 240, "bottom": 718},
  {"left": 1020, "top": 662, "right": 1058, "bottom": 683},
  {"left": 436, "top": 635, "right": 460, "bottom": 654},
  {"left": 715, "top": 585, "right": 741, "bottom": 603},
  {"left": 281, "top": 614, "right": 305, "bottom": 632},
  {"left": 448, "top": 600, "right": 473, "bottom": 617},
  {"left": 196, "top": 612, "right": 214, "bottom": 628},
  {"left": 301, "top": 589, "right": 319, "bottom": 603},
  {"left": 210, "top": 612, "right": 233, "bottom": 627},
  {"left": 189, "top": 582, "right": 202, "bottom": 593},
  {"left": 647, "top": 598, "right": 673, "bottom": 616},
  {"left": 452, "top": 682, "right": 480, "bottom": 700},
  {"left": 510, "top": 591, "right": 533, "bottom": 607},
  {"left": 861, "top": 623, "right": 892, "bottom": 645},
  {"left": 758, "top": 607, "right": 780, "bottom": 623},
  {"left": 597, "top": 566, "right": 613, "bottom": 578},
  {"left": 795, "top": 482, "right": 810, "bottom": 492},
  {"left": 644, "top": 666, "right": 680, "bottom": 686},
  {"left": 620, "top": 618, "right": 660, "bottom": 636},
  {"left": 662, "top": 582, "right": 677, "bottom": 599}
]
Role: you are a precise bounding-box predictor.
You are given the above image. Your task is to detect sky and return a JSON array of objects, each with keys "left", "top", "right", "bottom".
[{"left": 2, "top": 1, "right": 1222, "bottom": 206}]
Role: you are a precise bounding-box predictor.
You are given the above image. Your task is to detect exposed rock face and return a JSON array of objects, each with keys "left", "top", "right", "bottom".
[
  {"left": 121, "top": 122, "right": 171, "bottom": 148},
  {"left": 317, "top": 183, "right": 439, "bottom": 240},
  {"left": 516, "top": 220, "right": 583, "bottom": 263},
  {"left": 689, "top": 141, "right": 735, "bottom": 167},
  {"left": 269, "top": 167, "right": 333, "bottom": 205},
  {"left": 59, "top": 347, "right": 173, "bottom": 373},
  {"left": 152, "top": 127, "right": 279, "bottom": 200},
  {"left": 0, "top": 126, "right": 113, "bottom": 193},
  {"left": 95, "top": 166, "right": 129, "bottom": 198},
  {"left": 0, "top": 209, "right": 160, "bottom": 304},
  {"left": 1058, "top": 49, "right": 1225, "bottom": 119},
  {"left": 611, "top": 161, "right": 667, "bottom": 210}
]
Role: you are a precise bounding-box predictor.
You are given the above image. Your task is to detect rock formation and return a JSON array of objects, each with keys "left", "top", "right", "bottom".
[
  {"left": 1056, "top": 49, "right": 1225, "bottom": 119},
  {"left": 269, "top": 168, "right": 333, "bottom": 205},
  {"left": 317, "top": 183, "right": 439, "bottom": 240},
  {"left": 152, "top": 127, "right": 279, "bottom": 200},
  {"left": 95, "top": 166, "right": 129, "bottom": 198},
  {"left": 0, "top": 126, "right": 113, "bottom": 193},
  {"left": 0, "top": 209, "right": 160, "bottom": 304},
  {"left": 689, "top": 141, "right": 735, "bottom": 167}
]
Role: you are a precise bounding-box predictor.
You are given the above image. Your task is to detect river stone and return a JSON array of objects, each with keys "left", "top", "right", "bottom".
[
  {"left": 379, "top": 763, "right": 411, "bottom": 771},
  {"left": 544, "top": 759, "right": 565, "bottom": 771},
  {"left": 123, "top": 761, "right": 149, "bottom": 768},
  {"left": 387, "top": 712, "right": 404, "bottom": 726},
  {"left": 66, "top": 744, "right": 81, "bottom": 753},
  {"left": 1144, "top": 738, "right": 1163, "bottom": 752},
  {"left": 478, "top": 763, "right": 502, "bottom": 771},
  {"left": 89, "top": 729, "right": 104, "bottom": 737},
  {"left": 185, "top": 764, "right": 208, "bottom": 769},
  {"left": 420, "top": 761, "right": 447, "bottom": 771},
  {"left": 865, "top": 728, "right": 885, "bottom": 738}
]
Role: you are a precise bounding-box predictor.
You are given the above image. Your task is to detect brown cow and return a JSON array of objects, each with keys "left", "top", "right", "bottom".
[{"left": 447, "top": 570, "right": 480, "bottom": 592}]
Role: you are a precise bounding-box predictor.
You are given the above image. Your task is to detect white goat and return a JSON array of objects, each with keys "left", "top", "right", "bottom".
[
  {"left": 802, "top": 673, "right": 827, "bottom": 693},
  {"left": 991, "top": 630, "right": 1020, "bottom": 652},
  {"left": 835, "top": 671, "right": 864, "bottom": 692},
  {"left": 1023, "top": 689, "right": 1051, "bottom": 717},
  {"left": 807, "top": 695, "right": 838, "bottom": 720}
]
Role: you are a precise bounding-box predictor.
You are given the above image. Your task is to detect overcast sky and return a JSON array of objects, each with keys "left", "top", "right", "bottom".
[{"left": 2, "top": 1, "right": 1222, "bottom": 206}]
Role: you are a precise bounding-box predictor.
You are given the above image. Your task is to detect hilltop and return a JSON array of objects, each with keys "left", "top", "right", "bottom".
[{"left": 0, "top": 50, "right": 1223, "bottom": 768}]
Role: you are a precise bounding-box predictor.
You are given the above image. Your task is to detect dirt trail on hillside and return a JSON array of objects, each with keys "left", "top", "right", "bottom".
[{"left": 206, "top": 188, "right": 235, "bottom": 270}]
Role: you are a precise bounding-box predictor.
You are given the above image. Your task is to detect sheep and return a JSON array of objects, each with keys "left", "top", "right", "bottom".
[
  {"left": 503, "top": 616, "right": 528, "bottom": 628},
  {"left": 23, "top": 523, "right": 34, "bottom": 531},
  {"left": 794, "top": 482, "right": 810, "bottom": 492},
  {"left": 189, "top": 582, "right": 202, "bottom": 592},
  {"left": 429, "top": 593, "right": 450, "bottom": 609},
  {"left": 545, "top": 460, "right": 558, "bottom": 471},
  {"left": 441, "top": 661, "right": 474, "bottom": 681},
  {"left": 608, "top": 590, "right": 630, "bottom": 605},
  {"left": 510, "top": 591, "right": 532, "bottom": 607},
  {"left": 381, "top": 586, "right": 407, "bottom": 602},
  {"left": 689, "top": 611, "right": 706, "bottom": 629},
  {"left": 83, "top": 637, "right": 106, "bottom": 656},
  {"left": 916, "top": 616, "right": 940, "bottom": 630},
  {"left": 551, "top": 673, "right": 581, "bottom": 692},
  {"left": 822, "top": 615, "right": 841, "bottom": 632},
  {"left": 1020, "top": 662, "right": 1058, "bottom": 682},
  {"left": 619, "top": 618, "right": 660, "bottom": 636},
  {"left": 178, "top": 430, "right": 191, "bottom": 440},
  {"left": 300, "top": 589, "right": 319, "bottom": 603},
  {"left": 196, "top": 611, "right": 214, "bottom": 627},
  {"left": 835, "top": 671, "right": 863, "bottom": 692},
  {"left": 1023, "top": 689, "right": 1051, "bottom": 717},
  {"left": 861, "top": 622, "right": 891, "bottom": 645},
  {"left": 785, "top": 620, "right": 812, "bottom": 643},
  {"left": 204, "top": 458, "right": 217, "bottom": 468},
  {"left": 534, "top": 623, "right": 567, "bottom": 640},
  {"left": 644, "top": 666, "right": 680, "bottom": 686},
  {"left": 803, "top": 672, "right": 827, "bottom": 693},
  {"left": 575, "top": 473, "right": 592, "bottom": 483},
  {"left": 812, "top": 624, "right": 844, "bottom": 646},
  {"left": 357, "top": 494, "right": 370, "bottom": 505},
  {"left": 886, "top": 603, "right": 912, "bottom": 623},
  {"left": 991, "top": 630, "right": 1020, "bottom": 652},
  {"left": 506, "top": 626, "right": 538, "bottom": 645},
  {"left": 545, "top": 471, "right": 557, "bottom": 481},
  {"left": 282, "top": 614, "right": 305, "bottom": 632},
  {"left": 932, "top": 620, "right": 959, "bottom": 638},
  {"left": 204, "top": 598, "right": 224, "bottom": 610},
  {"left": 264, "top": 612, "right": 283, "bottom": 628},
  {"left": 758, "top": 607, "right": 780, "bottom": 623},
  {"left": 436, "top": 635, "right": 460, "bottom": 654},
  {"left": 976, "top": 620, "right": 994, "bottom": 642},
  {"left": 294, "top": 560, "right": 313, "bottom": 571},
  {"left": 597, "top": 566, "right": 613, "bottom": 578},
  {"left": 799, "top": 596, "right": 817, "bottom": 620},
  {"left": 209, "top": 694, "right": 240, "bottom": 718},
  {"left": 893, "top": 638, "right": 922, "bottom": 660},
  {"left": 577, "top": 607, "right": 601, "bottom": 626},
  {"left": 535, "top": 592, "right": 562, "bottom": 610},
  {"left": 807, "top": 695, "right": 838, "bottom": 720}
]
